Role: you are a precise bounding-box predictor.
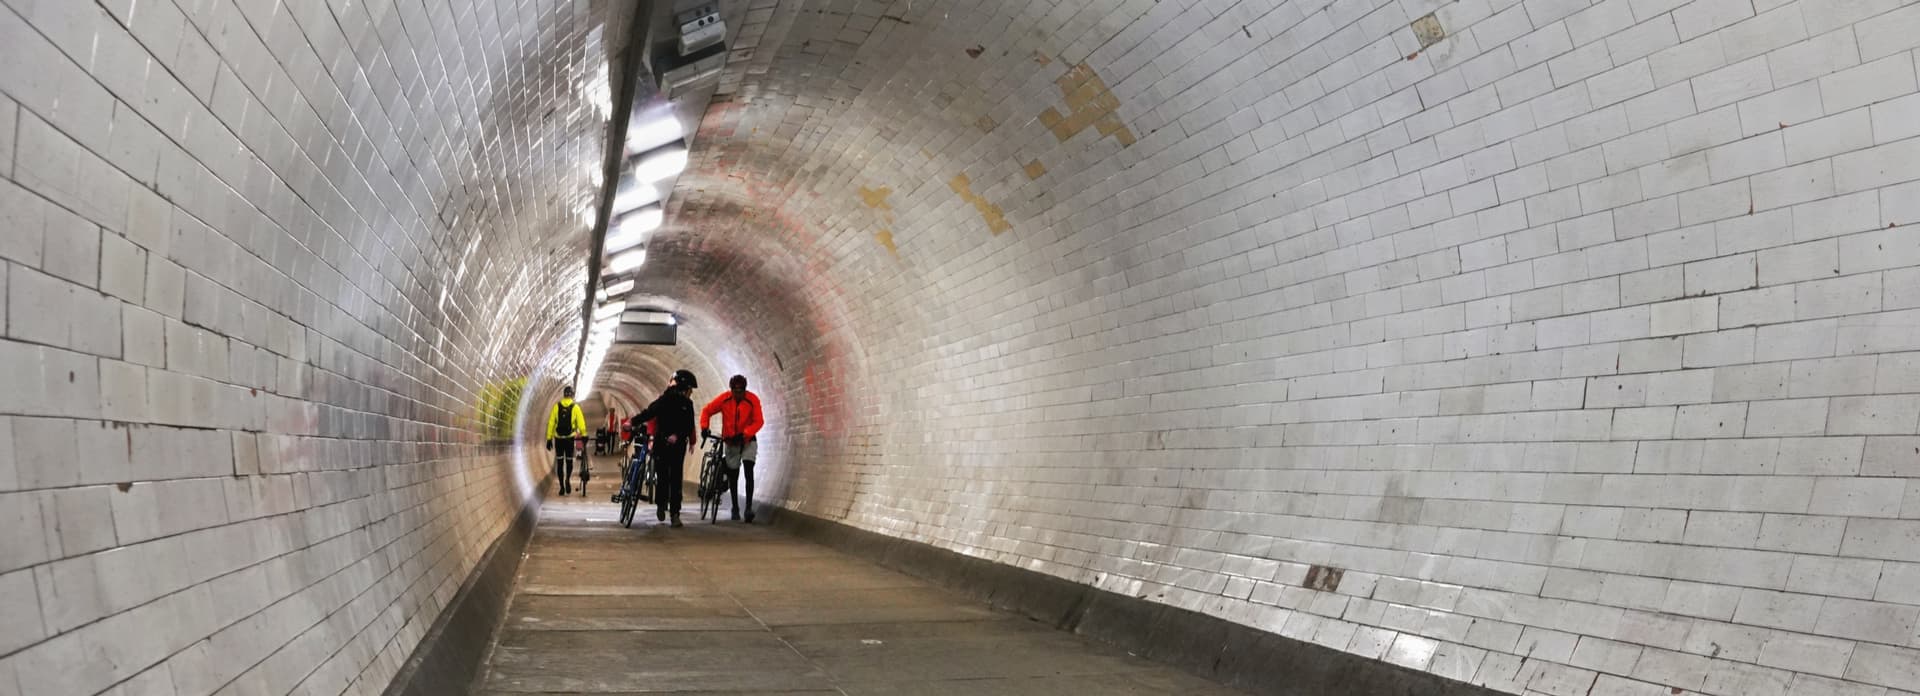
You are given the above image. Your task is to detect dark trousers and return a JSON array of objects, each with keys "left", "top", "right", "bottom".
[
  {"left": 554, "top": 445, "right": 576, "bottom": 489},
  {"left": 654, "top": 444, "right": 686, "bottom": 515},
  {"left": 729, "top": 460, "right": 755, "bottom": 513}
]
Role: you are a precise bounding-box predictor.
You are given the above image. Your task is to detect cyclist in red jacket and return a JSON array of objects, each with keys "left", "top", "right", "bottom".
[{"left": 700, "top": 375, "right": 764, "bottom": 522}]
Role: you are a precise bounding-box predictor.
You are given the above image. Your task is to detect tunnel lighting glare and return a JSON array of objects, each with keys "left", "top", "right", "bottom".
[
  {"left": 584, "top": 61, "right": 613, "bottom": 120},
  {"left": 593, "top": 301, "right": 627, "bottom": 321},
  {"left": 602, "top": 279, "right": 635, "bottom": 297},
  {"left": 592, "top": 315, "right": 621, "bottom": 332},
  {"left": 609, "top": 248, "right": 647, "bottom": 273},
  {"left": 632, "top": 146, "right": 689, "bottom": 184},
  {"left": 666, "top": 314, "right": 676, "bottom": 326},
  {"left": 604, "top": 207, "right": 662, "bottom": 252},
  {"left": 627, "top": 117, "right": 683, "bottom": 154}
]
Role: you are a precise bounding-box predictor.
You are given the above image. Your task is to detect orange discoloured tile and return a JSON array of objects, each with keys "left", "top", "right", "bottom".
[
  {"left": 948, "top": 173, "right": 1011, "bottom": 235},
  {"left": 1038, "top": 62, "right": 1135, "bottom": 147},
  {"left": 859, "top": 186, "right": 893, "bottom": 210},
  {"left": 1024, "top": 159, "right": 1047, "bottom": 180}
]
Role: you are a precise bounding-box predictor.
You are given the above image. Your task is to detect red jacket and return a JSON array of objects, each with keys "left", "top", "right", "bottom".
[{"left": 701, "top": 391, "right": 764, "bottom": 439}]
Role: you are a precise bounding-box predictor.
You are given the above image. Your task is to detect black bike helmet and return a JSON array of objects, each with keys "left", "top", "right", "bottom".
[
  {"left": 729, "top": 374, "right": 747, "bottom": 389},
  {"left": 672, "top": 369, "right": 698, "bottom": 389},
  {"left": 562, "top": 385, "right": 575, "bottom": 397}
]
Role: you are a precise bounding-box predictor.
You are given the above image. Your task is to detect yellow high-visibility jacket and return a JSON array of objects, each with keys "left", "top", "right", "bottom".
[{"left": 546, "top": 398, "right": 587, "bottom": 440}]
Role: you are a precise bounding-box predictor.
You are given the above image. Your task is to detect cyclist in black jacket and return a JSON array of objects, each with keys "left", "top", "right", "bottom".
[{"left": 629, "top": 369, "right": 699, "bottom": 527}]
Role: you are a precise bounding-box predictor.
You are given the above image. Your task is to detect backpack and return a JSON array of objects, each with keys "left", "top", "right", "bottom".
[{"left": 555, "top": 402, "right": 576, "bottom": 437}]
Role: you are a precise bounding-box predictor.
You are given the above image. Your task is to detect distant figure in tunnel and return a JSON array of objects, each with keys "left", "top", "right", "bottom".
[
  {"left": 701, "top": 375, "right": 764, "bottom": 523},
  {"left": 545, "top": 385, "right": 589, "bottom": 496},
  {"left": 630, "top": 370, "right": 699, "bottom": 527}
]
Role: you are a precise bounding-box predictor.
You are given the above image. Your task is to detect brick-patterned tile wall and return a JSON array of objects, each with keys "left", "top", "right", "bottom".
[
  {"left": 653, "top": 0, "right": 1920, "bottom": 694},
  {"left": 0, "top": 0, "right": 611, "bottom": 693}
]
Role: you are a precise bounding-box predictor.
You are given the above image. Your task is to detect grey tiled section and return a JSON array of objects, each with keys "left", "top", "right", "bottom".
[{"left": 0, "top": 0, "right": 614, "bottom": 693}]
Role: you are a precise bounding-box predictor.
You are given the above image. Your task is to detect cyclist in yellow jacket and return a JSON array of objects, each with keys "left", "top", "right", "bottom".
[{"left": 546, "top": 385, "right": 589, "bottom": 495}]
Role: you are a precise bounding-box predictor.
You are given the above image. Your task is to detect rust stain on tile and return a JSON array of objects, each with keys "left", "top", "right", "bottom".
[
  {"left": 1038, "top": 62, "right": 1136, "bottom": 147},
  {"left": 1032, "top": 50, "right": 1052, "bottom": 65},
  {"left": 875, "top": 229, "right": 897, "bottom": 256},
  {"left": 858, "top": 185, "right": 893, "bottom": 210},
  {"left": 948, "top": 173, "right": 1011, "bottom": 235},
  {"left": 1023, "top": 159, "right": 1047, "bottom": 180},
  {"left": 975, "top": 115, "right": 997, "bottom": 133}
]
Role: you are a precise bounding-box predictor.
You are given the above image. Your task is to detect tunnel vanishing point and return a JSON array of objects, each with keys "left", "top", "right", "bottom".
[{"left": 4, "top": 0, "right": 1920, "bottom": 694}]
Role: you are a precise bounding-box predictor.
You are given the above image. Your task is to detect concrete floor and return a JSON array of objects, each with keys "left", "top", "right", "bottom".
[{"left": 476, "top": 480, "right": 1250, "bottom": 695}]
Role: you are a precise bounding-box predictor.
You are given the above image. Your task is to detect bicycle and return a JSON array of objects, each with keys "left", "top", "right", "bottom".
[
  {"left": 613, "top": 438, "right": 656, "bottom": 527},
  {"left": 695, "top": 434, "right": 726, "bottom": 523}
]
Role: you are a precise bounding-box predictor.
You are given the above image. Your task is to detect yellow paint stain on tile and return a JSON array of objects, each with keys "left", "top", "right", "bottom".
[
  {"left": 921, "top": 148, "right": 934, "bottom": 160},
  {"left": 948, "top": 173, "right": 1011, "bottom": 235},
  {"left": 1037, "top": 62, "right": 1135, "bottom": 147},
  {"left": 858, "top": 186, "right": 893, "bottom": 210},
  {"left": 875, "top": 229, "right": 897, "bottom": 256},
  {"left": 1023, "top": 159, "right": 1047, "bottom": 179}
]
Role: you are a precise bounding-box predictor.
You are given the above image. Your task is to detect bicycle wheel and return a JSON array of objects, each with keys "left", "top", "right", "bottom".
[
  {"left": 710, "top": 455, "right": 724, "bottom": 521},
  {"left": 697, "top": 458, "right": 710, "bottom": 520},
  {"left": 700, "top": 455, "right": 717, "bottom": 521},
  {"left": 706, "top": 451, "right": 721, "bottom": 522},
  {"left": 577, "top": 445, "right": 591, "bottom": 497},
  {"left": 641, "top": 453, "right": 656, "bottom": 502}
]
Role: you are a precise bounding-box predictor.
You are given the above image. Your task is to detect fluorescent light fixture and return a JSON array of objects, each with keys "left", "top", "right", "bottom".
[
  {"left": 593, "top": 301, "right": 627, "bottom": 321},
  {"left": 609, "top": 248, "right": 647, "bottom": 273},
  {"left": 627, "top": 117, "right": 682, "bottom": 154},
  {"left": 621, "top": 310, "right": 676, "bottom": 325},
  {"left": 632, "top": 146, "right": 689, "bottom": 184},
  {"left": 611, "top": 182, "right": 660, "bottom": 214},
  {"left": 605, "top": 207, "right": 662, "bottom": 252},
  {"left": 602, "top": 279, "right": 635, "bottom": 297}
]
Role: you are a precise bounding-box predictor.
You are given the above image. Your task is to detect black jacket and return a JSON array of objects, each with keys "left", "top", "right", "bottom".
[{"left": 630, "top": 388, "right": 696, "bottom": 446}]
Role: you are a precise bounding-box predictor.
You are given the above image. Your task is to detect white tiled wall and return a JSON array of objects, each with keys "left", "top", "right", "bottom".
[
  {"left": 656, "top": 1, "right": 1920, "bottom": 694},
  {"left": 0, "top": 0, "right": 607, "bottom": 693}
]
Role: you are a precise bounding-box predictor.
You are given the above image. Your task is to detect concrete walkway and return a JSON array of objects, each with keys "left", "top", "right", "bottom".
[{"left": 475, "top": 481, "right": 1249, "bottom": 695}]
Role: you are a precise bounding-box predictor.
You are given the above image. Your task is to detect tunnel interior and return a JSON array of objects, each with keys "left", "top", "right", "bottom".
[{"left": 5, "top": 0, "right": 1920, "bottom": 694}]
